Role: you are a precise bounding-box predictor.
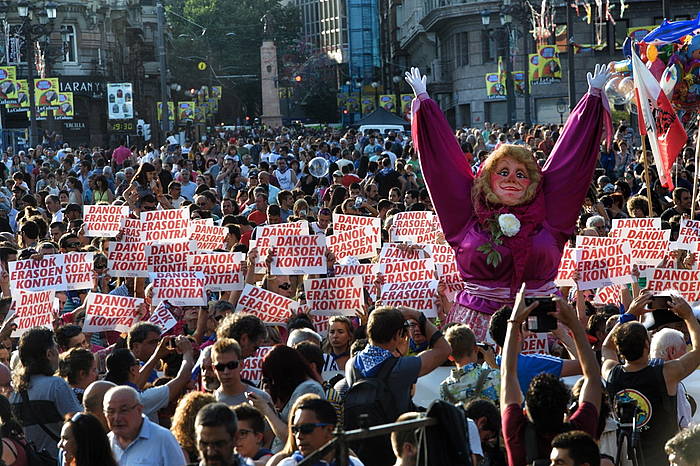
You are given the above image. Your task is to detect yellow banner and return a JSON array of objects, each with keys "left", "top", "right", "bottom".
[
  {"left": 178, "top": 101, "right": 195, "bottom": 121},
  {"left": 34, "top": 77, "right": 60, "bottom": 111},
  {"left": 378, "top": 94, "right": 397, "bottom": 112},
  {"left": 485, "top": 73, "right": 506, "bottom": 99},
  {"left": 512, "top": 71, "right": 525, "bottom": 96},
  {"left": 157, "top": 101, "right": 175, "bottom": 121},
  {"left": 360, "top": 96, "right": 375, "bottom": 115},
  {"left": 0, "top": 66, "right": 17, "bottom": 103},
  {"left": 54, "top": 92, "right": 74, "bottom": 120},
  {"left": 400, "top": 94, "right": 413, "bottom": 116},
  {"left": 211, "top": 86, "right": 222, "bottom": 100},
  {"left": 537, "top": 45, "right": 562, "bottom": 83},
  {"left": 346, "top": 94, "right": 360, "bottom": 113},
  {"left": 528, "top": 54, "right": 540, "bottom": 85},
  {"left": 628, "top": 26, "right": 655, "bottom": 42},
  {"left": 5, "top": 79, "right": 28, "bottom": 113}
]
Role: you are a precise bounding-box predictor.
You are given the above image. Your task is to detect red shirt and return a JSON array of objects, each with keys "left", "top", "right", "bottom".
[
  {"left": 247, "top": 209, "right": 266, "bottom": 226},
  {"left": 341, "top": 174, "right": 361, "bottom": 187},
  {"left": 502, "top": 401, "right": 598, "bottom": 466}
]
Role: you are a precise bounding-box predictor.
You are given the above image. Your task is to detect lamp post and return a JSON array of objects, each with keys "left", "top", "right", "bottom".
[
  {"left": 17, "top": 0, "right": 58, "bottom": 148},
  {"left": 481, "top": 8, "right": 515, "bottom": 126},
  {"left": 556, "top": 98, "right": 567, "bottom": 125},
  {"left": 392, "top": 75, "right": 402, "bottom": 115},
  {"left": 371, "top": 81, "right": 379, "bottom": 111}
]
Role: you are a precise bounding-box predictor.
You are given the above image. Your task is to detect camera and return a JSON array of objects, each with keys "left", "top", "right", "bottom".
[
  {"left": 524, "top": 297, "right": 558, "bottom": 332},
  {"left": 354, "top": 197, "right": 364, "bottom": 209},
  {"left": 646, "top": 295, "right": 682, "bottom": 328},
  {"left": 616, "top": 399, "right": 638, "bottom": 424},
  {"left": 646, "top": 295, "right": 671, "bottom": 310}
]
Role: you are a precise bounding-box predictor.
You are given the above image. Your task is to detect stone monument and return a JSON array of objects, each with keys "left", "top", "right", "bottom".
[{"left": 260, "top": 15, "right": 282, "bottom": 127}]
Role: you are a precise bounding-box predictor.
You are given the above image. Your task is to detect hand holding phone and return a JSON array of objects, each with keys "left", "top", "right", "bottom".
[{"left": 524, "top": 297, "right": 557, "bottom": 332}]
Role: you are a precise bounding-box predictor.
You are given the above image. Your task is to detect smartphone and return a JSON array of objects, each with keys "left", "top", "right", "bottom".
[
  {"left": 476, "top": 342, "right": 491, "bottom": 351},
  {"left": 646, "top": 295, "right": 671, "bottom": 310},
  {"left": 524, "top": 297, "right": 558, "bottom": 332},
  {"left": 651, "top": 308, "right": 683, "bottom": 327}
]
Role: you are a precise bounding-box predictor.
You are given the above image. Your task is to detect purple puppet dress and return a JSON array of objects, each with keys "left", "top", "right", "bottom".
[{"left": 412, "top": 89, "right": 612, "bottom": 341}]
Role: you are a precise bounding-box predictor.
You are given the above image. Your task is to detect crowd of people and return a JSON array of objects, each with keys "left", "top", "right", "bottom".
[{"left": 0, "top": 70, "right": 698, "bottom": 466}]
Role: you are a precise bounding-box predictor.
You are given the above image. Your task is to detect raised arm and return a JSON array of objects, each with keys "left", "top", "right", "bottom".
[
  {"left": 406, "top": 68, "right": 474, "bottom": 245},
  {"left": 542, "top": 64, "right": 612, "bottom": 237}
]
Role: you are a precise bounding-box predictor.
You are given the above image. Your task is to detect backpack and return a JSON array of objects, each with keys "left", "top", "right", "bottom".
[{"left": 15, "top": 391, "right": 58, "bottom": 466}]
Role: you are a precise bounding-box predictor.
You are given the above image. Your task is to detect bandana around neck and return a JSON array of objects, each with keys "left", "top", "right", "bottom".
[{"left": 354, "top": 344, "right": 394, "bottom": 377}]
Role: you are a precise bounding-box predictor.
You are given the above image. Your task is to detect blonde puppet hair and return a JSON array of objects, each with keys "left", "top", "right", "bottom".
[{"left": 472, "top": 144, "right": 542, "bottom": 207}]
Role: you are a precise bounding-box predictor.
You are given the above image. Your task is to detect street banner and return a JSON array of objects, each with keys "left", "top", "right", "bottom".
[
  {"left": 141, "top": 208, "right": 190, "bottom": 243},
  {"left": 594, "top": 285, "right": 623, "bottom": 305},
  {"left": 107, "top": 83, "right": 134, "bottom": 119},
  {"left": 485, "top": 73, "right": 506, "bottom": 99},
  {"left": 554, "top": 245, "right": 577, "bottom": 287},
  {"left": 34, "top": 78, "right": 60, "bottom": 111},
  {"left": 360, "top": 96, "right": 375, "bottom": 115},
  {"left": 379, "top": 243, "right": 430, "bottom": 263},
  {"left": 537, "top": 45, "right": 562, "bottom": 83},
  {"left": 187, "top": 252, "right": 245, "bottom": 292},
  {"left": 240, "top": 346, "right": 273, "bottom": 385},
  {"left": 270, "top": 235, "right": 327, "bottom": 275},
  {"left": 178, "top": 101, "right": 195, "bottom": 121},
  {"left": 11, "top": 290, "right": 55, "bottom": 338},
  {"left": 150, "top": 271, "right": 207, "bottom": 306},
  {"left": 120, "top": 218, "right": 143, "bottom": 242},
  {"left": 0, "top": 66, "right": 17, "bottom": 104},
  {"left": 9, "top": 255, "right": 66, "bottom": 291},
  {"left": 304, "top": 276, "right": 363, "bottom": 316},
  {"left": 5, "top": 79, "right": 28, "bottom": 113},
  {"left": 379, "top": 94, "right": 397, "bottom": 112},
  {"left": 346, "top": 93, "right": 360, "bottom": 113},
  {"left": 336, "top": 92, "right": 348, "bottom": 110},
  {"left": 647, "top": 268, "right": 700, "bottom": 303},
  {"left": 236, "top": 284, "right": 299, "bottom": 324},
  {"left": 64, "top": 252, "right": 94, "bottom": 291},
  {"left": 107, "top": 241, "right": 147, "bottom": 277},
  {"left": 390, "top": 211, "right": 434, "bottom": 242},
  {"left": 83, "top": 205, "right": 130, "bottom": 237},
  {"left": 379, "top": 258, "right": 437, "bottom": 284},
  {"left": 574, "top": 243, "right": 634, "bottom": 290},
  {"left": 380, "top": 279, "right": 438, "bottom": 317},
  {"left": 326, "top": 226, "right": 379, "bottom": 261},
  {"left": 211, "top": 86, "right": 222, "bottom": 100},
  {"left": 148, "top": 301, "right": 178, "bottom": 333},
  {"left": 332, "top": 214, "right": 380, "bottom": 232},
  {"left": 512, "top": 71, "right": 525, "bottom": 96},
  {"left": 83, "top": 292, "right": 143, "bottom": 333},
  {"left": 400, "top": 94, "right": 413, "bottom": 116},
  {"left": 146, "top": 240, "right": 196, "bottom": 273},
  {"left": 157, "top": 101, "right": 175, "bottom": 121},
  {"left": 334, "top": 264, "right": 379, "bottom": 295},
  {"left": 54, "top": 92, "right": 74, "bottom": 120},
  {"left": 188, "top": 222, "right": 227, "bottom": 251},
  {"left": 528, "top": 53, "right": 541, "bottom": 85}
]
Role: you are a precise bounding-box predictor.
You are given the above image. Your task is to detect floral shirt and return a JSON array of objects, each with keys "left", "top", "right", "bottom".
[{"left": 439, "top": 362, "right": 500, "bottom": 406}]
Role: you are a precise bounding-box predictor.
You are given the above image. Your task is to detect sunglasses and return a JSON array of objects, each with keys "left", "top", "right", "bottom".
[
  {"left": 213, "top": 360, "right": 240, "bottom": 371},
  {"left": 277, "top": 282, "right": 292, "bottom": 290},
  {"left": 291, "top": 423, "right": 332, "bottom": 435}
]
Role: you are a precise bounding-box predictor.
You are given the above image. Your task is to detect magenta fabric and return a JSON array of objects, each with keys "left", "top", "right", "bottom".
[{"left": 412, "top": 90, "right": 610, "bottom": 315}]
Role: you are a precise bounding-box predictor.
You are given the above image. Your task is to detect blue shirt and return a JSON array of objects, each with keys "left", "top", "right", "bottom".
[
  {"left": 495, "top": 353, "right": 563, "bottom": 394},
  {"left": 108, "top": 414, "right": 186, "bottom": 466}
]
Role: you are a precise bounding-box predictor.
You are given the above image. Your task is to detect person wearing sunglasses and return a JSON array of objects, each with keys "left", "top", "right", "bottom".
[
  {"left": 211, "top": 338, "right": 273, "bottom": 411},
  {"left": 262, "top": 274, "right": 294, "bottom": 299}
]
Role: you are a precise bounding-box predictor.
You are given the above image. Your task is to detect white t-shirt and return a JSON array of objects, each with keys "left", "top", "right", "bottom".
[{"left": 467, "top": 418, "right": 484, "bottom": 458}]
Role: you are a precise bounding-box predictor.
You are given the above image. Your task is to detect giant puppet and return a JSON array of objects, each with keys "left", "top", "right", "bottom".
[{"left": 405, "top": 65, "right": 612, "bottom": 340}]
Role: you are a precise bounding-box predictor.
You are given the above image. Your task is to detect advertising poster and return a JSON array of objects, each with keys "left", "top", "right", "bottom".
[
  {"left": 400, "top": 94, "right": 413, "bottom": 116},
  {"left": 379, "top": 94, "right": 397, "bottom": 112},
  {"left": 360, "top": 96, "right": 375, "bottom": 115},
  {"left": 512, "top": 71, "right": 525, "bottom": 96},
  {"left": 528, "top": 53, "right": 540, "bottom": 85},
  {"left": 157, "top": 101, "right": 175, "bottom": 121},
  {"left": 34, "top": 78, "right": 60, "bottom": 112},
  {"left": 485, "top": 73, "right": 506, "bottom": 99},
  {"left": 211, "top": 85, "right": 222, "bottom": 99},
  {"left": 178, "top": 101, "right": 195, "bottom": 121},
  {"left": 346, "top": 94, "right": 360, "bottom": 113},
  {"left": 0, "top": 66, "right": 17, "bottom": 104},
  {"left": 5, "top": 79, "right": 28, "bottom": 113},
  {"left": 537, "top": 45, "right": 562, "bottom": 82},
  {"left": 107, "top": 83, "right": 134, "bottom": 119},
  {"left": 54, "top": 92, "right": 74, "bottom": 120}
]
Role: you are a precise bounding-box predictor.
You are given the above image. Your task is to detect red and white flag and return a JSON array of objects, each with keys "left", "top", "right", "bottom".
[{"left": 632, "top": 48, "right": 687, "bottom": 189}]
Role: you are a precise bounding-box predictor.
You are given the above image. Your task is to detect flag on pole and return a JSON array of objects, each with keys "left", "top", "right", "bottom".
[{"left": 631, "top": 48, "right": 687, "bottom": 190}]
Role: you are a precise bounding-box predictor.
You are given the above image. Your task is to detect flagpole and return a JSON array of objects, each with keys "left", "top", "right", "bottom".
[
  {"left": 692, "top": 115, "right": 700, "bottom": 218},
  {"left": 640, "top": 135, "right": 654, "bottom": 217}
]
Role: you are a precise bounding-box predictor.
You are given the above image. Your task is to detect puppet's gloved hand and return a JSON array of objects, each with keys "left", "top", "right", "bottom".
[
  {"left": 587, "top": 63, "right": 611, "bottom": 91},
  {"left": 404, "top": 67, "right": 428, "bottom": 98}
]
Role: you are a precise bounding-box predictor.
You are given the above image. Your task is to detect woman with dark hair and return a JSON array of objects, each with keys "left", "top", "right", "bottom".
[
  {"left": 91, "top": 175, "right": 113, "bottom": 204},
  {"left": 130, "top": 161, "right": 157, "bottom": 197},
  {"left": 248, "top": 345, "right": 325, "bottom": 451},
  {"left": 58, "top": 412, "right": 117, "bottom": 466},
  {"left": 58, "top": 348, "right": 97, "bottom": 403},
  {"left": 327, "top": 185, "right": 347, "bottom": 212},
  {"left": 0, "top": 394, "right": 28, "bottom": 466},
  {"left": 65, "top": 177, "right": 83, "bottom": 206}
]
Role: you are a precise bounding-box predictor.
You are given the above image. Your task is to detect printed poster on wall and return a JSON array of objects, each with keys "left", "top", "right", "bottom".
[
  {"left": 54, "top": 92, "right": 74, "bottom": 120},
  {"left": 178, "top": 101, "right": 195, "bottom": 121},
  {"left": 107, "top": 83, "right": 134, "bottom": 119},
  {"left": 485, "top": 73, "right": 506, "bottom": 99},
  {"left": 537, "top": 45, "right": 562, "bottom": 83},
  {"left": 379, "top": 95, "right": 397, "bottom": 112},
  {"left": 5, "top": 79, "right": 28, "bottom": 113},
  {"left": 0, "top": 66, "right": 18, "bottom": 104},
  {"left": 34, "top": 78, "right": 60, "bottom": 112}
]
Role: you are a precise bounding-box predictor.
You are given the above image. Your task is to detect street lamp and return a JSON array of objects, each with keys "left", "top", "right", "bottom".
[
  {"left": 392, "top": 75, "right": 402, "bottom": 115},
  {"left": 556, "top": 98, "right": 567, "bottom": 124},
  {"left": 482, "top": 9, "right": 515, "bottom": 126},
  {"left": 371, "top": 81, "right": 379, "bottom": 110}
]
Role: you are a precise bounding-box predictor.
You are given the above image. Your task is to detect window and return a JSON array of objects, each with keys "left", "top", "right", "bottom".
[
  {"left": 61, "top": 25, "right": 78, "bottom": 63},
  {"left": 455, "top": 32, "right": 469, "bottom": 67},
  {"left": 481, "top": 30, "right": 495, "bottom": 63},
  {"left": 614, "top": 18, "right": 629, "bottom": 50}
]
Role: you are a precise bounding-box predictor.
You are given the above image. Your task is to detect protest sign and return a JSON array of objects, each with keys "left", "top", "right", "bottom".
[
  {"left": 236, "top": 284, "right": 299, "bottom": 324},
  {"left": 334, "top": 264, "right": 379, "bottom": 296},
  {"left": 120, "top": 218, "right": 143, "bottom": 242},
  {"left": 554, "top": 245, "right": 577, "bottom": 287},
  {"left": 616, "top": 228, "right": 670, "bottom": 266},
  {"left": 575, "top": 236, "right": 618, "bottom": 248},
  {"left": 108, "top": 242, "right": 147, "bottom": 277},
  {"left": 83, "top": 292, "right": 143, "bottom": 333},
  {"left": 380, "top": 280, "right": 438, "bottom": 317},
  {"left": 676, "top": 218, "right": 700, "bottom": 246},
  {"left": 146, "top": 240, "right": 195, "bottom": 273},
  {"left": 150, "top": 272, "right": 207, "bottom": 306},
  {"left": 11, "top": 290, "right": 55, "bottom": 338},
  {"left": 426, "top": 244, "right": 456, "bottom": 264},
  {"left": 647, "top": 268, "right": 700, "bottom": 303},
  {"left": 239, "top": 346, "right": 273, "bottom": 386},
  {"left": 390, "top": 211, "right": 435, "bottom": 242},
  {"left": 9, "top": 255, "right": 65, "bottom": 291},
  {"left": 521, "top": 333, "right": 548, "bottom": 355},
  {"left": 575, "top": 243, "right": 634, "bottom": 290},
  {"left": 141, "top": 208, "right": 190, "bottom": 243},
  {"left": 64, "top": 252, "right": 94, "bottom": 290},
  {"left": 303, "top": 276, "right": 363, "bottom": 316},
  {"left": 187, "top": 252, "right": 245, "bottom": 292},
  {"left": 188, "top": 222, "right": 227, "bottom": 251},
  {"left": 148, "top": 301, "right": 178, "bottom": 333},
  {"left": 252, "top": 221, "right": 309, "bottom": 273},
  {"left": 332, "top": 214, "right": 381, "bottom": 232},
  {"left": 270, "top": 235, "right": 327, "bottom": 275},
  {"left": 435, "top": 261, "right": 465, "bottom": 294},
  {"left": 326, "top": 226, "right": 379, "bottom": 261},
  {"left": 611, "top": 218, "right": 661, "bottom": 231},
  {"left": 83, "top": 205, "right": 130, "bottom": 237},
  {"left": 379, "top": 258, "right": 437, "bottom": 284},
  {"left": 594, "top": 285, "right": 623, "bottom": 305},
  {"left": 309, "top": 311, "right": 330, "bottom": 338},
  {"left": 379, "top": 243, "right": 430, "bottom": 263}
]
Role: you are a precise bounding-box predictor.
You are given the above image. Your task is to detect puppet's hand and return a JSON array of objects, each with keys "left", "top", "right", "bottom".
[
  {"left": 404, "top": 67, "right": 428, "bottom": 98},
  {"left": 587, "top": 63, "right": 611, "bottom": 91}
]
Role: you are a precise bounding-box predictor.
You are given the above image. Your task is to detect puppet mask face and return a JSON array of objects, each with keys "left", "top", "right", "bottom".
[{"left": 489, "top": 156, "right": 532, "bottom": 206}]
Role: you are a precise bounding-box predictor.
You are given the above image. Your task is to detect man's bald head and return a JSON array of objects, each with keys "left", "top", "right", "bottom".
[
  {"left": 83, "top": 380, "right": 116, "bottom": 412},
  {"left": 103, "top": 385, "right": 140, "bottom": 410}
]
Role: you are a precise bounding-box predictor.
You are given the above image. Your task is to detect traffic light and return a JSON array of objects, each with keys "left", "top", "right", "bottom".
[
  {"left": 136, "top": 119, "right": 145, "bottom": 137},
  {"left": 143, "top": 124, "right": 151, "bottom": 141}
]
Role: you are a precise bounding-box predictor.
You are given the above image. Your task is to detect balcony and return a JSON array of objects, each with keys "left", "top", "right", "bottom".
[{"left": 420, "top": 0, "right": 497, "bottom": 32}]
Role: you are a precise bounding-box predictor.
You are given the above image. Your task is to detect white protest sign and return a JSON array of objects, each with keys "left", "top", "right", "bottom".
[
  {"left": 187, "top": 252, "right": 245, "bottom": 292},
  {"left": 148, "top": 301, "right": 178, "bottom": 332},
  {"left": 575, "top": 236, "right": 618, "bottom": 248},
  {"left": 332, "top": 214, "right": 380, "bottom": 232},
  {"left": 594, "top": 285, "right": 623, "bottom": 305},
  {"left": 379, "top": 243, "right": 430, "bottom": 263},
  {"left": 616, "top": 228, "right": 670, "bottom": 266},
  {"left": 120, "top": 218, "right": 143, "bottom": 242},
  {"left": 11, "top": 290, "right": 55, "bottom": 338},
  {"left": 188, "top": 222, "right": 227, "bottom": 251},
  {"left": 240, "top": 346, "right": 273, "bottom": 386},
  {"left": 83, "top": 292, "right": 143, "bottom": 333},
  {"left": 326, "top": 226, "right": 379, "bottom": 261},
  {"left": 334, "top": 264, "right": 379, "bottom": 295},
  {"left": 303, "top": 276, "right": 363, "bottom": 316},
  {"left": 379, "top": 258, "right": 437, "bottom": 284},
  {"left": 9, "top": 255, "right": 66, "bottom": 291},
  {"left": 83, "top": 205, "right": 130, "bottom": 237},
  {"left": 150, "top": 272, "right": 207, "bottom": 306},
  {"left": 647, "top": 268, "right": 700, "bottom": 303},
  {"left": 270, "top": 235, "right": 327, "bottom": 275},
  {"left": 435, "top": 261, "right": 465, "bottom": 294},
  {"left": 236, "top": 284, "right": 299, "bottom": 324},
  {"left": 107, "top": 242, "right": 148, "bottom": 277},
  {"left": 64, "top": 252, "right": 94, "bottom": 290},
  {"left": 309, "top": 311, "right": 330, "bottom": 338},
  {"left": 554, "top": 245, "right": 577, "bottom": 287},
  {"left": 676, "top": 218, "right": 700, "bottom": 244},
  {"left": 425, "top": 244, "right": 456, "bottom": 264},
  {"left": 390, "top": 211, "right": 434, "bottom": 242},
  {"left": 253, "top": 221, "right": 310, "bottom": 273},
  {"left": 380, "top": 280, "right": 438, "bottom": 317},
  {"left": 611, "top": 218, "right": 661, "bottom": 231},
  {"left": 146, "top": 240, "right": 196, "bottom": 273},
  {"left": 521, "top": 333, "right": 548, "bottom": 355},
  {"left": 575, "top": 242, "right": 634, "bottom": 290},
  {"left": 140, "top": 208, "right": 190, "bottom": 243}
]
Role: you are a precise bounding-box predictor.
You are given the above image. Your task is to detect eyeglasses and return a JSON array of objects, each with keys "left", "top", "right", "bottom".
[
  {"left": 277, "top": 282, "right": 292, "bottom": 290},
  {"left": 291, "top": 423, "right": 332, "bottom": 435},
  {"left": 104, "top": 403, "right": 140, "bottom": 418},
  {"left": 213, "top": 360, "right": 240, "bottom": 371}
]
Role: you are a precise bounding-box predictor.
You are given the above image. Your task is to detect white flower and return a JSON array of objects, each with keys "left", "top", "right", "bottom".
[{"left": 498, "top": 213, "right": 521, "bottom": 237}]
